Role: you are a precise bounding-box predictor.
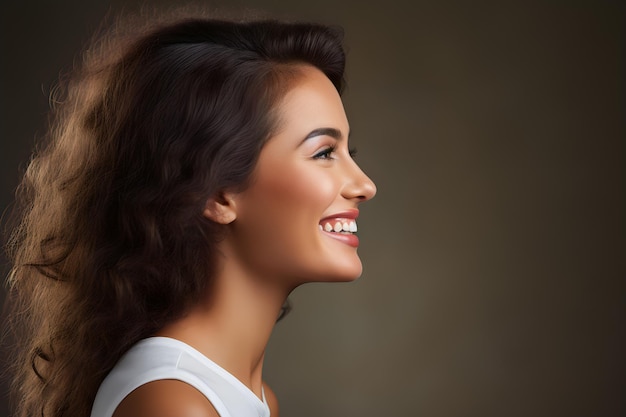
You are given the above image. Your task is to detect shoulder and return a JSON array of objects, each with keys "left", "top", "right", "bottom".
[
  {"left": 263, "top": 382, "right": 280, "bottom": 417},
  {"left": 113, "top": 379, "right": 220, "bottom": 417}
]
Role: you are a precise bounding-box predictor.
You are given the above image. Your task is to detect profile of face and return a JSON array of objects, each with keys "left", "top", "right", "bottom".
[{"left": 209, "top": 65, "right": 376, "bottom": 287}]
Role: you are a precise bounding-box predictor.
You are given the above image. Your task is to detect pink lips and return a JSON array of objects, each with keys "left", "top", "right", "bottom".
[
  {"left": 319, "top": 209, "right": 360, "bottom": 248},
  {"left": 319, "top": 209, "right": 359, "bottom": 223}
]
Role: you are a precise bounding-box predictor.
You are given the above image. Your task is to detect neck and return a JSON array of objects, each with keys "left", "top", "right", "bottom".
[{"left": 156, "top": 256, "right": 290, "bottom": 400}]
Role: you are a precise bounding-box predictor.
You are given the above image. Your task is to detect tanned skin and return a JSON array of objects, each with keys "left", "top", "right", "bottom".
[
  {"left": 113, "top": 380, "right": 279, "bottom": 417},
  {"left": 112, "top": 65, "right": 374, "bottom": 417}
]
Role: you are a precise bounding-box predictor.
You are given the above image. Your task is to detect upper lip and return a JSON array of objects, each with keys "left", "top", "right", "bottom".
[{"left": 319, "top": 209, "right": 359, "bottom": 222}]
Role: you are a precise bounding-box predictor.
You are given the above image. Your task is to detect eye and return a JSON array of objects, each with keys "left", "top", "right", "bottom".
[
  {"left": 313, "top": 145, "right": 336, "bottom": 160},
  {"left": 349, "top": 147, "right": 358, "bottom": 158}
]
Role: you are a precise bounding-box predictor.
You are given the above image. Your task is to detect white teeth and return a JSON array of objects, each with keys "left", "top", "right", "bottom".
[{"left": 320, "top": 220, "right": 358, "bottom": 233}]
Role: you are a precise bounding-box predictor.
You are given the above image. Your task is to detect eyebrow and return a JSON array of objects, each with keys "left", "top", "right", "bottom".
[{"left": 302, "top": 127, "right": 345, "bottom": 143}]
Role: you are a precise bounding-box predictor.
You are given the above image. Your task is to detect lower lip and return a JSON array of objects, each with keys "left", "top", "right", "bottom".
[{"left": 321, "top": 231, "right": 360, "bottom": 248}]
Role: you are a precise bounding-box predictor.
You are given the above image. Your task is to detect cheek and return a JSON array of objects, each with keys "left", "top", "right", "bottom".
[
  {"left": 249, "top": 163, "right": 337, "bottom": 222},
  {"left": 231, "top": 164, "right": 339, "bottom": 279}
]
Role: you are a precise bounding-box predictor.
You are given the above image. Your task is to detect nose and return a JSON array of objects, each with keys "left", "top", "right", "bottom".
[{"left": 341, "top": 159, "right": 377, "bottom": 202}]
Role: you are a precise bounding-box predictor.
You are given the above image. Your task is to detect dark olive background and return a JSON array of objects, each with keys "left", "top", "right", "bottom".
[{"left": 1, "top": 1, "right": 624, "bottom": 416}]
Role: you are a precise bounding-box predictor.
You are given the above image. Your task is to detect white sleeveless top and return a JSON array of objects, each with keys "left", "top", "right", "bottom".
[{"left": 90, "top": 337, "right": 270, "bottom": 417}]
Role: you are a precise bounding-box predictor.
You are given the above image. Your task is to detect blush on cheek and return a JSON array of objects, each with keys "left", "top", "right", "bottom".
[
  {"left": 260, "top": 164, "right": 337, "bottom": 208},
  {"left": 231, "top": 172, "right": 350, "bottom": 284}
]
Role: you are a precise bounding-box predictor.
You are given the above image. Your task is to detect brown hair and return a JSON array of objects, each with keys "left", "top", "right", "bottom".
[{"left": 5, "top": 10, "right": 345, "bottom": 417}]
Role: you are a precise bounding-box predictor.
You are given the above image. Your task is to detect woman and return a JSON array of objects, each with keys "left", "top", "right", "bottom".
[{"left": 6, "top": 10, "right": 376, "bottom": 417}]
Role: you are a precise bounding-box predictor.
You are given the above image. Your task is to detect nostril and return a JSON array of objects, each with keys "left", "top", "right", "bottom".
[
  {"left": 360, "top": 178, "right": 376, "bottom": 201},
  {"left": 342, "top": 164, "right": 377, "bottom": 201}
]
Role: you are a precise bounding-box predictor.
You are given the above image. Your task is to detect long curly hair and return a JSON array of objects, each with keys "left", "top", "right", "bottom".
[{"left": 5, "top": 9, "right": 345, "bottom": 417}]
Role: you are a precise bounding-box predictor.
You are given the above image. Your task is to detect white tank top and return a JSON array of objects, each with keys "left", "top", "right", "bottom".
[{"left": 90, "top": 337, "right": 271, "bottom": 417}]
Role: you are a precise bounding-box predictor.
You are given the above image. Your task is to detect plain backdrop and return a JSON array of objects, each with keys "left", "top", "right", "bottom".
[{"left": 1, "top": 1, "right": 624, "bottom": 416}]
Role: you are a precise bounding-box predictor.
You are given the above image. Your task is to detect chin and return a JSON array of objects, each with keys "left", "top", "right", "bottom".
[
  {"left": 333, "top": 273, "right": 362, "bottom": 283},
  {"left": 320, "top": 260, "right": 364, "bottom": 282}
]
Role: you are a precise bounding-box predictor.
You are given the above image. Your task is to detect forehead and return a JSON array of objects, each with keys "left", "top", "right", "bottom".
[{"left": 273, "top": 65, "right": 348, "bottom": 135}]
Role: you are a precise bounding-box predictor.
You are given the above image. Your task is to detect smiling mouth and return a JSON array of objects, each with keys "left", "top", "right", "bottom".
[{"left": 318, "top": 219, "right": 357, "bottom": 234}]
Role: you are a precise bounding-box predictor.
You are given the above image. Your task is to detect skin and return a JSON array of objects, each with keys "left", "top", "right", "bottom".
[{"left": 113, "top": 65, "right": 376, "bottom": 417}]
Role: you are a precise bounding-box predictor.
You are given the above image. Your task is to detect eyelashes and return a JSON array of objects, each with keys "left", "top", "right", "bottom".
[
  {"left": 313, "top": 147, "right": 334, "bottom": 159},
  {"left": 313, "top": 145, "right": 358, "bottom": 160}
]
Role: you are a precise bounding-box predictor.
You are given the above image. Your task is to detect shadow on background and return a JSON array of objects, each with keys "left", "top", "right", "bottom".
[{"left": 1, "top": 1, "right": 624, "bottom": 416}]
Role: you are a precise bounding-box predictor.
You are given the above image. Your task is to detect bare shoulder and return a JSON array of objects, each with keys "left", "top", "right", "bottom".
[
  {"left": 263, "top": 381, "right": 280, "bottom": 417},
  {"left": 112, "top": 379, "right": 220, "bottom": 417}
]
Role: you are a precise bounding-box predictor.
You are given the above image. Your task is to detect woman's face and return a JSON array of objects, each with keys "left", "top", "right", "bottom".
[{"left": 226, "top": 65, "right": 376, "bottom": 287}]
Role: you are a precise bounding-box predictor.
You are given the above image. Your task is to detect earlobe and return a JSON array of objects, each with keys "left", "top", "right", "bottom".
[{"left": 203, "top": 192, "right": 237, "bottom": 224}]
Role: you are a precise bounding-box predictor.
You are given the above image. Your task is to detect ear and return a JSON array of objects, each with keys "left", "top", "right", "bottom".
[{"left": 203, "top": 191, "right": 237, "bottom": 224}]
